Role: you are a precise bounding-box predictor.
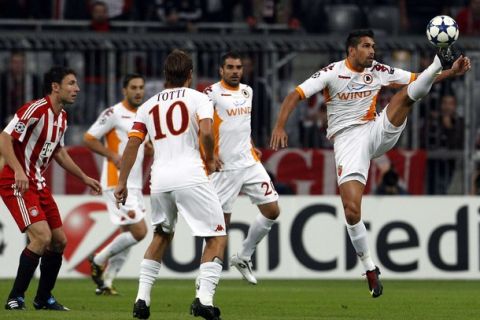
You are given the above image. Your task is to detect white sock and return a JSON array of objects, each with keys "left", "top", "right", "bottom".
[
  {"left": 136, "top": 259, "right": 161, "bottom": 306},
  {"left": 407, "top": 55, "right": 442, "bottom": 101},
  {"left": 94, "top": 232, "right": 138, "bottom": 266},
  {"left": 346, "top": 221, "right": 376, "bottom": 272},
  {"left": 103, "top": 247, "right": 131, "bottom": 288},
  {"left": 195, "top": 261, "right": 222, "bottom": 306},
  {"left": 239, "top": 214, "right": 276, "bottom": 260}
]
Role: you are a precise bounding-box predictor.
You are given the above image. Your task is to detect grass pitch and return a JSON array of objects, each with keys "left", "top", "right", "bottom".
[{"left": 0, "top": 279, "right": 479, "bottom": 319}]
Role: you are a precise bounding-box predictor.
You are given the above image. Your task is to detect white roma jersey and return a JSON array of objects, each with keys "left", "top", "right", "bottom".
[
  {"left": 129, "top": 87, "right": 213, "bottom": 193},
  {"left": 86, "top": 101, "right": 145, "bottom": 190},
  {"left": 296, "top": 59, "right": 416, "bottom": 139},
  {"left": 204, "top": 80, "right": 259, "bottom": 170}
]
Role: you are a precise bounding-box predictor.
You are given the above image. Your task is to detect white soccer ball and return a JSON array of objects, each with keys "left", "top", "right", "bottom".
[{"left": 426, "top": 15, "right": 459, "bottom": 48}]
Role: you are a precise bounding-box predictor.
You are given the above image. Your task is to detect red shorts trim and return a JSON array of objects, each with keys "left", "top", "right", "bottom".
[{"left": 0, "top": 185, "right": 62, "bottom": 232}]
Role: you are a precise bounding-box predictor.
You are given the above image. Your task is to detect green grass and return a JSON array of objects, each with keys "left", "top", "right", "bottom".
[{"left": 1, "top": 279, "right": 479, "bottom": 319}]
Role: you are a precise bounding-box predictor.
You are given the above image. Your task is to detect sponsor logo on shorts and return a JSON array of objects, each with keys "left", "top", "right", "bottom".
[
  {"left": 337, "top": 165, "right": 343, "bottom": 177},
  {"left": 215, "top": 224, "right": 225, "bottom": 232},
  {"left": 14, "top": 122, "right": 26, "bottom": 134},
  {"left": 28, "top": 206, "right": 39, "bottom": 217}
]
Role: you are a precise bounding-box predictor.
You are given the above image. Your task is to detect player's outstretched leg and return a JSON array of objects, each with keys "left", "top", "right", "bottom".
[
  {"left": 230, "top": 254, "right": 257, "bottom": 285},
  {"left": 365, "top": 266, "right": 383, "bottom": 298}
]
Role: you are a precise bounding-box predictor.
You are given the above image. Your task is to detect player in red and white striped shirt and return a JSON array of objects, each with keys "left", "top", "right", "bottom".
[{"left": 0, "top": 66, "right": 101, "bottom": 311}]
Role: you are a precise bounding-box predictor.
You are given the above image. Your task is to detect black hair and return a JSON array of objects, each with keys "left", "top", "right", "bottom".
[
  {"left": 43, "top": 66, "right": 76, "bottom": 95},
  {"left": 122, "top": 73, "right": 145, "bottom": 88},
  {"left": 345, "top": 29, "right": 374, "bottom": 56},
  {"left": 220, "top": 51, "right": 242, "bottom": 67}
]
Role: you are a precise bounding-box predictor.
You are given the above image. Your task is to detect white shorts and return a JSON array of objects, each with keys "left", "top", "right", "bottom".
[
  {"left": 210, "top": 162, "right": 279, "bottom": 213},
  {"left": 104, "top": 188, "right": 145, "bottom": 225},
  {"left": 333, "top": 106, "right": 406, "bottom": 186},
  {"left": 150, "top": 183, "right": 226, "bottom": 237}
]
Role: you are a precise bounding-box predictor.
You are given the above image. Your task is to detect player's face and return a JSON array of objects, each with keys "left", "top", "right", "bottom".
[
  {"left": 124, "top": 78, "right": 145, "bottom": 108},
  {"left": 353, "top": 37, "right": 375, "bottom": 68},
  {"left": 58, "top": 74, "right": 80, "bottom": 105},
  {"left": 220, "top": 58, "right": 243, "bottom": 87}
]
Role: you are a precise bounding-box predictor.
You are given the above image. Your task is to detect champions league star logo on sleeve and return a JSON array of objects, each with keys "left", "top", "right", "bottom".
[{"left": 14, "top": 122, "right": 26, "bottom": 134}]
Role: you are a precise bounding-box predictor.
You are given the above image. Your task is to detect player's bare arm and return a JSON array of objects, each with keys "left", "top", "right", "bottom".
[
  {"left": 199, "top": 118, "right": 216, "bottom": 174},
  {"left": 270, "top": 90, "right": 302, "bottom": 150},
  {"left": 0, "top": 131, "right": 29, "bottom": 193},
  {"left": 435, "top": 55, "right": 472, "bottom": 82},
  {"left": 115, "top": 136, "right": 142, "bottom": 206},
  {"left": 84, "top": 133, "right": 122, "bottom": 169},
  {"left": 53, "top": 147, "right": 101, "bottom": 194}
]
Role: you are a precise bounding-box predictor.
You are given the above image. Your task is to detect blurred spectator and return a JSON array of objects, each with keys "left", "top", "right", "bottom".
[
  {"left": 90, "top": 1, "right": 111, "bottom": 32},
  {"left": 426, "top": 94, "right": 464, "bottom": 150},
  {"left": 298, "top": 97, "right": 332, "bottom": 149},
  {"left": 455, "top": 0, "right": 480, "bottom": 36},
  {"left": 424, "top": 94, "right": 464, "bottom": 194},
  {"left": 148, "top": 0, "right": 202, "bottom": 31},
  {"left": 201, "top": 0, "right": 254, "bottom": 23},
  {"left": 399, "top": 0, "right": 450, "bottom": 34},
  {"left": 101, "top": 0, "right": 134, "bottom": 20},
  {"left": 0, "top": 51, "right": 40, "bottom": 126},
  {"left": 289, "top": 0, "right": 327, "bottom": 33},
  {"left": 375, "top": 166, "right": 408, "bottom": 195}
]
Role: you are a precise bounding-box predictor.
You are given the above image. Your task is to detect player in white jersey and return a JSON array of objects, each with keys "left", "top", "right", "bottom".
[
  {"left": 204, "top": 52, "right": 280, "bottom": 285},
  {"left": 83, "top": 74, "right": 149, "bottom": 295},
  {"left": 115, "top": 50, "right": 226, "bottom": 320},
  {"left": 271, "top": 29, "right": 471, "bottom": 298}
]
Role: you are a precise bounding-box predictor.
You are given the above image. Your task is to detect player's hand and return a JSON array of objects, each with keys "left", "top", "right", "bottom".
[
  {"left": 109, "top": 153, "right": 122, "bottom": 169},
  {"left": 214, "top": 155, "right": 223, "bottom": 171},
  {"left": 14, "top": 170, "right": 29, "bottom": 194},
  {"left": 270, "top": 127, "right": 288, "bottom": 151},
  {"left": 114, "top": 184, "right": 128, "bottom": 209},
  {"left": 451, "top": 55, "right": 471, "bottom": 76},
  {"left": 253, "top": 147, "right": 262, "bottom": 159},
  {"left": 205, "top": 159, "right": 217, "bottom": 175},
  {"left": 84, "top": 176, "right": 102, "bottom": 195}
]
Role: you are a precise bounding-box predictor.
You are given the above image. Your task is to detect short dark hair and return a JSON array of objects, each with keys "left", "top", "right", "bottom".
[
  {"left": 164, "top": 49, "right": 193, "bottom": 87},
  {"left": 220, "top": 51, "right": 242, "bottom": 67},
  {"left": 43, "top": 66, "right": 76, "bottom": 95},
  {"left": 345, "top": 29, "right": 374, "bottom": 56},
  {"left": 123, "top": 73, "right": 145, "bottom": 88}
]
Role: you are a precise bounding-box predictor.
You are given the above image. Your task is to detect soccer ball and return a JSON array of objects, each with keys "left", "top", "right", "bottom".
[{"left": 426, "top": 15, "right": 459, "bottom": 48}]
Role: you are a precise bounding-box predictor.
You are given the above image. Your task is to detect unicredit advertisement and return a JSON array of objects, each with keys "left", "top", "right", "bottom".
[{"left": 0, "top": 196, "right": 478, "bottom": 279}]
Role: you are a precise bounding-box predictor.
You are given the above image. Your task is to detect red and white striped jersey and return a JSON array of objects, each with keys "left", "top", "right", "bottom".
[{"left": 0, "top": 96, "right": 67, "bottom": 190}]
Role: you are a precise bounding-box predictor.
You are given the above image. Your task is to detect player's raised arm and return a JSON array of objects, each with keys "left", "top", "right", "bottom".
[{"left": 270, "top": 89, "right": 302, "bottom": 150}]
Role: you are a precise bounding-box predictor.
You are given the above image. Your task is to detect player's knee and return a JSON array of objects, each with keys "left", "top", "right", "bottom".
[
  {"left": 259, "top": 202, "right": 280, "bottom": 220},
  {"left": 343, "top": 200, "right": 361, "bottom": 224},
  {"left": 33, "top": 231, "right": 52, "bottom": 249}
]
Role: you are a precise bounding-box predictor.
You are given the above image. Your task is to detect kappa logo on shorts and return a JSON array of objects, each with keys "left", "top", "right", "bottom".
[
  {"left": 14, "top": 122, "right": 26, "bottom": 134},
  {"left": 337, "top": 165, "right": 343, "bottom": 177},
  {"left": 28, "top": 206, "right": 39, "bottom": 217},
  {"left": 215, "top": 224, "right": 225, "bottom": 232}
]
